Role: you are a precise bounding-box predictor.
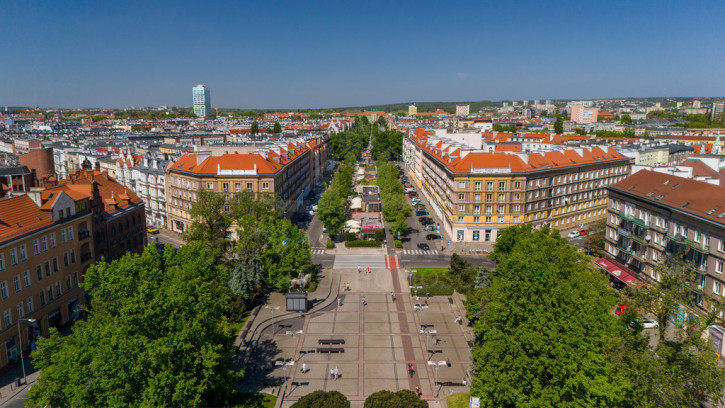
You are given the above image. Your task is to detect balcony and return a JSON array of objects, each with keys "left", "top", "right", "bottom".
[
  {"left": 666, "top": 232, "right": 687, "bottom": 244},
  {"left": 80, "top": 252, "right": 93, "bottom": 263},
  {"left": 685, "top": 239, "right": 710, "bottom": 253},
  {"left": 78, "top": 230, "right": 90, "bottom": 240},
  {"left": 619, "top": 212, "right": 648, "bottom": 228},
  {"left": 630, "top": 234, "right": 647, "bottom": 245}
]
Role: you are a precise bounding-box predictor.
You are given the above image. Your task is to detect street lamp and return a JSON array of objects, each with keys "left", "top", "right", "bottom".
[
  {"left": 428, "top": 360, "right": 447, "bottom": 397},
  {"left": 18, "top": 318, "right": 36, "bottom": 385},
  {"left": 286, "top": 330, "right": 303, "bottom": 355},
  {"left": 275, "top": 360, "right": 295, "bottom": 395}
]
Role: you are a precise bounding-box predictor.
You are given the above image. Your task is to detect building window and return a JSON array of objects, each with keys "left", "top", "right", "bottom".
[
  {"left": 263, "top": 182, "right": 269, "bottom": 190},
  {"left": 485, "top": 205, "right": 493, "bottom": 215},
  {"left": 513, "top": 216, "right": 519, "bottom": 223},
  {"left": 246, "top": 183, "right": 253, "bottom": 192},
  {"left": 20, "top": 245, "right": 27, "bottom": 261},
  {"left": 473, "top": 216, "right": 480, "bottom": 223},
  {"left": 486, "top": 194, "right": 493, "bottom": 203},
  {"left": 64, "top": 253, "right": 69, "bottom": 267},
  {"left": 0, "top": 253, "right": 4, "bottom": 271},
  {"left": 26, "top": 297, "right": 33, "bottom": 314},
  {"left": 206, "top": 183, "right": 213, "bottom": 190},
  {"left": 50, "top": 233, "right": 56, "bottom": 249},
  {"left": 41, "top": 237, "right": 48, "bottom": 252},
  {"left": 486, "top": 182, "right": 493, "bottom": 191},
  {"left": 514, "top": 181, "right": 521, "bottom": 189},
  {"left": 457, "top": 216, "right": 464, "bottom": 223},
  {"left": 73, "top": 272, "right": 79, "bottom": 287},
  {"left": 498, "top": 194, "right": 505, "bottom": 203},
  {"left": 473, "top": 205, "right": 481, "bottom": 215},
  {"left": 715, "top": 282, "right": 722, "bottom": 296},
  {"left": 4, "top": 309, "right": 11, "bottom": 329},
  {"left": 485, "top": 216, "right": 492, "bottom": 223},
  {"left": 473, "top": 231, "right": 480, "bottom": 241},
  {"left": 513, "top": 193, "right": 520, "bottom": 200},
  {"left": 458, "top": 205, "right": 465, "bottom": 212},
  {"left": 234, "top": 183, "right": 241, "bottom": 192},
  {"left": 498, "top": 217, "right": 504, "bottom": 223},
  {"left": 719, "top": 239, "right": 725, "bottom": 253},
  {"left": 497, "top": 206, "right": 505, "bottom": 215},
  {"left": 36, "top": 265, "right": 42, "bottom": 281},
  {"left": 48, "top": 287, "right": 54, "bottom": 301},
  {"left": 474, "top": 194, "right": 480, "bottom": 202},
  {"left": 474, "top": 182, "right": 481, "bottom": 191},
  {"left": 33, "top": 240, "right": 40, "bottom": 256},
  {"left": 53, "top": 258, "right": 59, "bottom": 273},
  {"left": 55, "top": 282, "right": 61, "bottom": 297},
  {"left": 499, "top": 182, "right": 506, "bottom": 191},
  {"left": 0, "top": 282, "right": 7, "bottom": 299},
  {"left": 23, "top": 271, "right": 30, "bottom": 288},
  {"left": 13, "top": 276, "right": 20, "bottom": 293},
  {"left": 17, "top": 303, "right": 23, "bottom": 320},
  {"left": 459, "top": 181, "right": 465, "bottom": 189},
  {"left": 66, "top": 276, "right": 71, "bottom": 291},
  {"left": 513, "top": 205, "right": 520, "bottom": 212},
  {"left": 717, "top": 261, "right": 724, "bottom": 274},
  {"left": 222, "top": 183, "right": 229, "bottom": 192},
  {"left": 44, "top": 262, "right": 50, "bottom": 277},
  {"left": 70, "top": 249, "right": 76, "bottom": 263},
  {"left": 40, "top": 291, "right": 45, "bottom": 306},
  {"left": 68, "top": 226, "right": 74, "bottom": 241},
  {"left": 459, "top": 194, "right": 465, "bottom": 201}
]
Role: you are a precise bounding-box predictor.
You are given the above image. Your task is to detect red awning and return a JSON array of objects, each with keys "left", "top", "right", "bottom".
[{"left": 594, "top": 257, "right": 643, "bottom": 287}]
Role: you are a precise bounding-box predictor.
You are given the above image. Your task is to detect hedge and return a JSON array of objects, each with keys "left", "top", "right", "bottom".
[
  {"left": 345, "top": 240, "right": 383, "bottom": 247},
  {"left": 326, "top": 240, "right": 335, "bottom": 249},
  {"left": 394, "top": 240, "right": 403, "bottom": 248}
]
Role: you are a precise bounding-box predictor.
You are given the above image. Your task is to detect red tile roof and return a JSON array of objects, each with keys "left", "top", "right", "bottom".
[
  {"left": 55, "top": 171, "right": 143, "bottom": 215},
  {"left": 609, "top": 170, "right": 725, "bottom": 224},
  {"left": 168, "top": 142, "right": 310, "bottom": 176},
  {"left": 0, "top": 195, "right": 53, "bottom": 243}
]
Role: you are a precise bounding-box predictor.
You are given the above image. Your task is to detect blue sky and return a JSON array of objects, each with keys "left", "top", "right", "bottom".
[{"left": 1, "top": 1, "right": 724, "bottom": 109}]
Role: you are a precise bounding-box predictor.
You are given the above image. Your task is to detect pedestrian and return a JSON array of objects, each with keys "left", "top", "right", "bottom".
[
  {"left": 415, "top": 385, "right": 421, "bottom": 396},
  {"left": 362, "top": 296, "right": 367, "bottom": 306},
  {"left": 346, "top": 282, "right": 350, "bottom": 291},
  {"left": 334, "top": 366, "right": 339, "bottom": 380},
  {"left": 357, "top": 265, "right": 361, "bottom": 273},
  {"left": 367, "top": 266, "right": 370, "bottom": 274},
  {"left": 337, "top": 297, "right": 342, "bottom": 307},
  {"left": 391, "top": 291, "right": 395, "bottom": 301},
  {"left": 301, "top": 363, "right": 307, "bottom": 373},
  {"left": 330, "top": 368, "right": 335, "bottom": 379}
]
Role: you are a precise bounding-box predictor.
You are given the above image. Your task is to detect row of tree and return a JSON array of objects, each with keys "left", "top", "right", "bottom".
[
  {"left": 370, "top": 117, "right": 403, "bottom": 162},
  {"left": 317, "top": 163, "right": 355, "bottom": 237},
  {"left": 376, "top": 162, "right": 412, "bottom": 237},
  {"left": 466, "top": 224, "right": 725, "bottom": 407},
  {"left": 328, "top": 120, "right": 368, "bottom": 163},
  {"left": 291, "top": 389, "right": 428, "bottom": 408}
]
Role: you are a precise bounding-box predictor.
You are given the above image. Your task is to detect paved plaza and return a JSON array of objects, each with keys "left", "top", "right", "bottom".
[{"left": 239, "top": 261, "right": 473, "bottom": 406}]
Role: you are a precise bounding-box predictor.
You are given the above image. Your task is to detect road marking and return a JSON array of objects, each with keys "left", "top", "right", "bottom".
[
  {"left": 332, "top": 255, "right": 386, "bottom": 268},
  {"left": 311, "top": 249, "right": 325, "bottom": 255}
]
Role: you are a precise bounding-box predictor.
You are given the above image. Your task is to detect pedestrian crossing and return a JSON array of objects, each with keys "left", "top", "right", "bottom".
[
  {"left": 401, "top": 249, "right": 439, "bottom": 255},
  {"left": 333, "top": 255, "right": 387, "bottom": 269},
  {"left": 311, "top": 248, "right": 326, "bottom": 255}
]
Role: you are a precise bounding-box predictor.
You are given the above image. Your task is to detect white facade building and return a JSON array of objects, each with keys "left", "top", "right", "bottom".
[
  {"left": 192, "top": 84, "right": 211, "bottom": 118},
  {"left": 132, "top": 153, "right": 170, "bottom": 228}
]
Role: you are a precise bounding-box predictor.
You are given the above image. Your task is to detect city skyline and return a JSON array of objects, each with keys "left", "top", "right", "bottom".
[{"left": 2, "top": 1, "right": 725, "bottom": 109}]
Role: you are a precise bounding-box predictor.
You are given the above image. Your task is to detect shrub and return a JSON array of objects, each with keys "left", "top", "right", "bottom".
[
  {"left": 374, "top": 229, "right": 386, "bottom": 241},
  {"left": 345, "top": 232, "right": 357, "bottom": 242},
  {"left": 364, "top": 390, "right": 428, "bottom": 408},
  {"left": 345, "top": 240, "right": 383, "bottom": 247},
  {"left": 292, "top": 390, "right": 350, "bottom": 408},
  {"left": 394, "top": 240, "right": 403, "bottom": 248},
  {"left": 326, "top": 240, "right": 334, "bottom": 249}
]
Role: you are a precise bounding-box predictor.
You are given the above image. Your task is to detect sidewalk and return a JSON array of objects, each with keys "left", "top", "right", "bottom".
[{"left": 0, "top": 359, "right": 40, "bottom": 406}]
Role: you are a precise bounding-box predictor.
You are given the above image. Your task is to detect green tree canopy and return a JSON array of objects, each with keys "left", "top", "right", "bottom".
[
  {"left": 250, "top": 119, "right": 259, "bottom": 134},
  {"left": 364, "top": 389, "right": 428, "bottom": 408},
  {"left": 471, "top": 224, "right": 623, "bottom": 407},
  {"left": 292, "top": 390, "right": 350, "bottom": 408},
  {"left": 183, "top": 189, "right": 233, "bottom": 259},
  {"left": 273, "top": 121, "right": 282, "bottom": 133},
  {"left": 553, "top": 115, "right": 564, "bottom": 134},
  {"left": 26, "top": 243, "right": 239, "bottom": 407}
]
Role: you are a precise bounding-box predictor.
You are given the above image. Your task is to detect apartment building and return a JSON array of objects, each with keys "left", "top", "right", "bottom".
[
  {"left": 166, "top": 140, "right": 313, "bottom": 234},
  {"left": 133, "top": 154, "right": 170, "bottom": 228},
  {"left": 571, "top": 105, "right": 599, "bottom": 124},
  {"left": 404, "top": 130, "right": 632, "bottom": 242},
  {"left": 0, "top": 193, "right": 91, "bottom": 371},
  {"left": 604, "top": 170, "right": 725, "bottom": 310}
]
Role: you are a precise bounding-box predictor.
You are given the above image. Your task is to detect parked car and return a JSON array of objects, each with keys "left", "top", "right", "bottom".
[
  {"left": 419, "top": 217, "right": 433, "bottom": 224},
  {"left": 404, "top": 184, "right": 413, "bottom": 189},
  {"left": 579, "top": 229, "right": 588, "bottom": 236},
  {"left": 147, "top": 226, "right": 159, "bottom": 234},
  {"left": 615, "top": 305, "right": 629, "bottom": 316},
  {"left": 426, "top": 234, "right": 440, "bottom": 240},
  {"left": 414, "top": 204, "right": 426, "bottom": 209},
  {"left": 641, "top": 318, "right": 659, "bottom": 329},
  {"left": 418, "top": 242, "right": 430, "bottom": 250},
  {"left": 567, "top": 230, "right": 580, "bottom": 239},
  {"left": 423, "top": 225, "right": 435, "bottom": 231},
  {"left": 415, "top": 210, "right": 427, "bottom": 216}
]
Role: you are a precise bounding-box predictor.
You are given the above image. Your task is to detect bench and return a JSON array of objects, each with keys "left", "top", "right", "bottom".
[
  {"left": 318, "top": 339, "right": 345, "bottom": 345},
  {"left": 317, "top": 347, "right": 345, "bottom": 353},
  {"left": 258, "top": 380, "right": 282, "bottom": 387}
]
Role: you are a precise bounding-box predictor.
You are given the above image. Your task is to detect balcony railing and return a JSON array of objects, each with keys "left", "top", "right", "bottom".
[
  {"left": 78, "top": 230, "right": 90, "bottom": 240},
  {"left": 666, "top": 232, "right": 687, "bottom": 244},
  {"left": 685, "top": 239, "right": 710, "bottom": 253},
  {"left": 631, "top": 234, "right": 647, "bottom": 245},
  {"left": 619, "top": 211, "right": 649, "bottom": 228},
  {"left": 80, "top": 252, "right": 93, "bottom": 263}
]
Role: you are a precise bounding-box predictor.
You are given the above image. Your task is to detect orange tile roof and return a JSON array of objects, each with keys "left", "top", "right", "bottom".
[
  {"left": 56, "top": 171, "right": 142, "bottom": 215},
  {"left": 609, "top": 170, "right": 725, "bottom": 224},
  {"left": 0, "top": 195, "right": 54, "bottom": 243}
]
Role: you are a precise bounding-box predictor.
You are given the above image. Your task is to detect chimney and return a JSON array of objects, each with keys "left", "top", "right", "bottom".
[{"left": 95, "top": 161, "right": 100, "bottom": 171}]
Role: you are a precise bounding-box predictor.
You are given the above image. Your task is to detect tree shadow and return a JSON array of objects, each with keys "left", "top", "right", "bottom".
[{"left": 237, "top": 337, "right": 284, "bottom": 393}]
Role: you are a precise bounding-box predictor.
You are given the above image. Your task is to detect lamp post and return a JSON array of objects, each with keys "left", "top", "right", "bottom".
[
  {"left": 17, "top": 318, "right": 36, "bottom": 385},
  {"left": 428, "top": 360, "right": 446, "bottom": 397},
  {"left": 286, "top": 330, "right": 303, "bottom": 357},
  {"left": 275, "top": 360, "right": 295, "bottom": 395}
]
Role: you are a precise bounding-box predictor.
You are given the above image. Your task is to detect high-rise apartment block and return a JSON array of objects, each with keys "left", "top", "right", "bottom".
[
  {"left": 455, "top": 105, "right": 470, "bottom": 117},
  {"left": 408, "top": 104, "right": 417, "bottom": 116},
  {"left": 571, "top": 105, "right": 599, "bottom": 124},
  {"left": 192, "top": 84, "right": 211, "bottom": 118}
]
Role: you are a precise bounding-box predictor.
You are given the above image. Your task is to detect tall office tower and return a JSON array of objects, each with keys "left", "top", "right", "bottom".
[
  {"left": 408, "top": 104, "right": 417, "bottom": 116},
  {"left": 192, "top": 84, "right": 211, "bottom": 118}
]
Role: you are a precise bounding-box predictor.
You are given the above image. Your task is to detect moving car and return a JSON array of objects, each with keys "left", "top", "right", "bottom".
[
  {"left": 615, "top": 305, "right": 629, "bottom": 316},
  {"left": 579, "top": 229, "right": 588, "bottom": 236},
  {"left": 567, "top": 230, "right": 580, "bottom": 239},
  {"left": 418, "top": 242, "right": 430, "bottom": 250},
  {"left": 426, "top": 234, "right": 440, "bottom": 240},
  {"left": 147, "top": 227, "right": 159, "bottom": 234}
]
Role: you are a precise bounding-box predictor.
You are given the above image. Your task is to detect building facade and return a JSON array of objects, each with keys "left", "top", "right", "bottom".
[
  {"left": 133, "top": 154, "right": 170, "bottom": 228},
  {"left": 192, "top": 84, "right": 211, "bottom": 118},
  {"left": 571, "top": 105, "right": 599, "bottom": 124},
  {"left": 166, "top": 141, "right": 313, "bottom": 234},
  {"left": 605, "top": 170, "right": 725, "bottom": 310},
  {"left": 0, "top": 194, "right": 91, "bottom": 371},
  {"left": 404, "top": 129, "right": 632, "bottom": 242}
]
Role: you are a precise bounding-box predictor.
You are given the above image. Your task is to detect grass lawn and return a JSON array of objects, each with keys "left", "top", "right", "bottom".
[
  {"left": 446, "top": 392, "right": 471, "bottom": 408},
  {"left": 229, "top": 310, "right": 251, "bottom": 336},
  {"left": 231, "top": 392, "right": 277, "bottom": 408},
  {"left": 409, "top": 267, "right": 454, "bottom": 296}
]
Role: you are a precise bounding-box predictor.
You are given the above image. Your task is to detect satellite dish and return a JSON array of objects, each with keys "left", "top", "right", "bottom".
[{"left": 645, "top": 235, "right": 651, "bottom": 241}]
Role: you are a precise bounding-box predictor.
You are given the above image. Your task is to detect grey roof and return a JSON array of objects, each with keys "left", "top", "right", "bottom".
[{"left": 0, "top": 166, "right": 30, "bottom": 176}]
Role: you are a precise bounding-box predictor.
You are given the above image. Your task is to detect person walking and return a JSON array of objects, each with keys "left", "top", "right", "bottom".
[
  {"left": 330, "top": 368, "right": 335, "bottom": 380},
  {"left": 391, "top": 291, "right": 395, "bottom": 301},
  {"left": 367, "top": 266, "right": 370, "bottom": 274},
  {"left": 337, "top": 297, "right": 342, "bottom": 307},
  {"left": 357, "top": 265, "right": 361, "bottom": 273},
  {"left": 362, "top": 296, "right": 367, "bottom": 306},
  {"left": 334, "top": 366, "right": 339, "bottom": 380},
  {"left": 301, "top": 363, "right": 307, "bottom": 373}
]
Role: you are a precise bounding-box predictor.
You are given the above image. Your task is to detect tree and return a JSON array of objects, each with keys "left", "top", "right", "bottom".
[
  {"left": 292, "top": 390, "right": 350, "bottom": 408},
  {"left": 26, "top": 244, "right": 239, "bottom": 407},
  {"left": 184, "top": 189, "right": 233, "bottom": 259},
  {"left": 554, "top": 115, "right": 564, "bottom": 134},
  {"left": 583, "top": 218, "right": 606, "bottom": 256},
  {"left": 250, "top": 119, "right": 259, "bottom": 134},
  {"left": 616, "top": 255, "right": 725, "bottom": 407},
  {"left": 471, "top": 224, "right": 623, "bottom": 407},
  {"left": 317, "top": 185, "right": 346, "bottom": 237},
  {"left": 273, "top": 121, "right": 282, "bottom": 133},
  {"left": 621, "top": 114, "right": 633, "bottom": 124},
  {"left": 364, "top": 390, "right": 428, "bottom": 408}
]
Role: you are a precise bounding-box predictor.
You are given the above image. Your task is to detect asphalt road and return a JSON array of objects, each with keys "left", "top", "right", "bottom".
[{"left": 1, "top": 385, "right": 30, "bottom": 408}]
